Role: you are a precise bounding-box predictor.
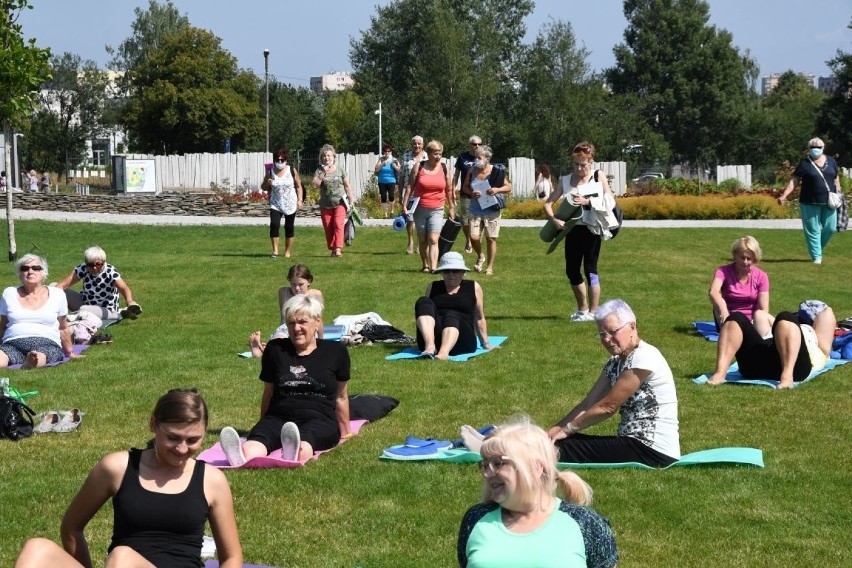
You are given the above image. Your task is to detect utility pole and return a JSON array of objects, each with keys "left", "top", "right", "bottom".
[{"left": 264, "top": 49, "right": 270, "bottom": 154}]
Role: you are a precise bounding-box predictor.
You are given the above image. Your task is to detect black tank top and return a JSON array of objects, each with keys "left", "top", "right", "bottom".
[
  {"left": 109, "top": 448, "right": 208, "bottom": 567},
  {"left": 429, "top": 279, "right": 476, "bottom": 325}
]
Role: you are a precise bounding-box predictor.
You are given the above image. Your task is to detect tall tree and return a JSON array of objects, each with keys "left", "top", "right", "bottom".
[
  {"left": 260, "top": 82, "right": 324, "bottom": 157},
  {"left": 606, "top": 0, "right": 758, "bottom": 166},
  {"left": 123, "top": 27, "right": 261, "bottom": 154},
  {"left": 324, "top": 90, "right": 364, "bottom": 152},
  {"left": 28, "top": 52, "right": 109, "bottom": 177},
  {"left": 761, "top": 71, "right": 824, "bottom": 168},
  {"left": 105, "top": 0, "right": 189, "bottom": 84},
  {"left": 1, "top": 0, "right": 51, "bottom": 260},
  {"left": 817, "top": 17, "right": 852, "bottom": 167}
]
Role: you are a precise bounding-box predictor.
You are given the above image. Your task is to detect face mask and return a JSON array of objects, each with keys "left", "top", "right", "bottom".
[
  {"left": 809, "top": 147, "right": 823, "bottom": 159},
  {"left": 274, "top": 161, "right": 286, "bottom": 170},
  {"left": 474, "top": 159, "right": 486, "bottom": 169}
]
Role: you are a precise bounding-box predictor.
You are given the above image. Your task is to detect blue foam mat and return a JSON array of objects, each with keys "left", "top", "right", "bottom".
[
  {"left": 385, "top": 336, "right": 507, "bottom": 361},
  {"left": 693, "top": 359, "right": 848, "bottom": 388},
  {"left": 692, "top": 321, "right": 719, "bottom": 342}
]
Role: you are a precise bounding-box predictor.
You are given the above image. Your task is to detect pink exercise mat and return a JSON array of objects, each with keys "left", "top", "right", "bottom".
[
  {"left": 6, "top": 344, "right": 89, "bottom": 369},
  {"left": 199, "top": 419, "right": 368, "bottom": 469}
]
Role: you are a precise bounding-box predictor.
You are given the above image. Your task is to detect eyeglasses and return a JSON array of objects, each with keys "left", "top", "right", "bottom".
[
  {"left": 20, "top": 265, "right": 44, "bottom": 272},
  {"left": 86, "top": 262, "right": 104, "bottom": 268},
  {"left": 595, "top": 322, "right": 630, "bottom": 340},
  {"left": 573, "top": 161, "right": 592, "bottom": 169},
  {"left": 478, "top": 456, "right": 513, "bottom": 476},
  {"left": 471, "top": 142, "right": 481, "bottom": 147}
]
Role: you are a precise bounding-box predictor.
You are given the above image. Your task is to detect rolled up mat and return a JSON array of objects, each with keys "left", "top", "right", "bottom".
[
  {"left": 438, "top": 216, "right": 463, "bottom": 258},
  {"left": 392, "top": 214, "right": 407, "bottom": 232},
  {"left": 539, "top": 199, "right": 582, "bottom": 242}
]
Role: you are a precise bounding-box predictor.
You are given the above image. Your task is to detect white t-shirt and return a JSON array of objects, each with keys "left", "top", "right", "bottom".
[
  {"left": 0, "top": 286, "right": 68, "bottom": 346},
  {"left": 602, "top": 340, "right": 681, "bottom": 459}
]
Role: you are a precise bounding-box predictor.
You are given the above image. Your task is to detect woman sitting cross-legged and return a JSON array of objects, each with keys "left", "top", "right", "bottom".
[
  {"left": 414, "top": 252, "right": 493, "bottom": 360},
  {"left": 221, "top": 294, "right": 351, "bottom": 464},
  {"left": 706, "top": 303, "right": 835, "bottom": 389},
  {"left": 457, "top": 418, "right": 618, "bottom": 568}
]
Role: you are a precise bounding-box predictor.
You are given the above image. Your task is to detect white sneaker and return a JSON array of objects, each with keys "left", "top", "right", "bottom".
[
  {"left": 219, "top": 426, "right": 246, "bottom": 466},
  {"left": 813, "top": 258, "right": 822, "bottom": 265},
  {"left": 570, "top": 310, "right": 594, "bottom": 322},
  {"left": 280, "top": 421, "right": 301, "bottom": 461}
]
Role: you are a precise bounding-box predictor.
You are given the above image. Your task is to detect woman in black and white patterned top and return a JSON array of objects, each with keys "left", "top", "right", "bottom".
[
  {"left": 548, "top": 298, "right": 680, "bottom": 467},
  {"left": 56, "top": 246, "right": 141, "bottom": 322}
]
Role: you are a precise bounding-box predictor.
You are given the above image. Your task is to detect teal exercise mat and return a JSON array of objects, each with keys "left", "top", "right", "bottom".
[
  {"left": 385, "top": 336, "right": 508, "bottom": 361},
  {"left": 539, "top": 199, "right": 581, "bottom": 243},
  {"left": 381, "top": 446, "right": 764, "bottom": 469},
  {"left": 693, "top": 359, "right": 848, "bottom": 389}
]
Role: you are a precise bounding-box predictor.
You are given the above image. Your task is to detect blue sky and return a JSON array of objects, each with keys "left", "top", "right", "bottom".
[{"left": 19, "top": 0, "right": 851, "bottom": 87}]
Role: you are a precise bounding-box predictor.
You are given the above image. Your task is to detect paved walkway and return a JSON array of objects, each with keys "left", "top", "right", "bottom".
[{"left": 1, "top": 209, "right": 803, "bottom": 229}]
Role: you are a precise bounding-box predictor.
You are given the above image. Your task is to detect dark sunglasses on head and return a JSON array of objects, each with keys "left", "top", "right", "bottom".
[{"left": 20, "top": 265, "right": 44, "bottom": 272}]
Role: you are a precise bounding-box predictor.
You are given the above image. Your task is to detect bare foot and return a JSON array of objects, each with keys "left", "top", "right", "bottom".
[
  {"left": 705, "top": 372, "right": 727, "bottom": 385},
  {"left": 435, "top": 351, "right": 450, "bottom": 360},
  {"left": 777, "top": 377, "right": 794, "bottom": 390},
  {"left": 22, "top": 351, "right": 43, "bottom": 369},
  {"left": 461, "top": 425, "right": 485, "bottom": 453},
  {"left": 249, "top": 331, "right": 265, "bottom": 358}
]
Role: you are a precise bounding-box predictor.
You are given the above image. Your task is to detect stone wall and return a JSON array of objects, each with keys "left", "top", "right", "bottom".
[{"left": 0, "top": 193, "right": 324, "bottom": 217}]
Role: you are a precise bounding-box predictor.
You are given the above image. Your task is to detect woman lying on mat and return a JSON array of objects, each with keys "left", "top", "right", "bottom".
[
  {"left": 457, "top": 418, "right": 618, "bottom": 568},
  {"left": 221, "top": 294, "right": 350, "bottom": 464},
  {"left": 0, "top": 254, "right": 75, "bottom": 369},
  {"left": 415, "top": 251, "right": 493, "bottom": 360},
  {"left": 708, "top": 235, "right": 773, "bottom": 334},
  {"left": 547, "top": 299, "right": 680, "bottom": 467},
  {"left": 248, "top": 263, "right": 325, "bottom": 357},
  {"left": 15, "top": 388, "right": 242, "bottom": 568},
  {"left": 706, "top": 301, "right": 835, "bottom": 389}
]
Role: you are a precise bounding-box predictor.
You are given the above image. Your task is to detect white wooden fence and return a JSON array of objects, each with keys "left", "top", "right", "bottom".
[{"left": 119, "top": 151, "right": 631, "bottom": 198}]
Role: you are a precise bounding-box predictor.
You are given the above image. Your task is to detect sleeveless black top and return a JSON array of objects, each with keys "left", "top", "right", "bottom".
[
  {"left": 429, "top": 279, "right": 476, "bottom": 324},
  {"left": 109, "top": 448, "right": 208, "bottom": 567}
]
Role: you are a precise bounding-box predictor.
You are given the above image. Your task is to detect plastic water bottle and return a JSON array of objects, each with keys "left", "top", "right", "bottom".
[{"left": 0, "top": 377, "right": 9, "bottom": 397}]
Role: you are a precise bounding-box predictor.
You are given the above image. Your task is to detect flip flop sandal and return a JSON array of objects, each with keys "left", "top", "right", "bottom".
[
  {"left": 33, "top": 411, "right": 61, "bottom": 434},
  {"left": 54, "top": 409, "right": 84, "bottom": 433}
]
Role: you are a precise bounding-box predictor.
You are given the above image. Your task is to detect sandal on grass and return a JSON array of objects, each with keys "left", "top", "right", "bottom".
[
  {"left": 33, "top": 411, "right": 61, "bottom": 434},
  {"left": 54, "top": 409, "right": 84, "bottom": 433}
]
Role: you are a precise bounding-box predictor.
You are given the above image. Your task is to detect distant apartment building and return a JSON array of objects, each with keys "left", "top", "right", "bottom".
[
  {"left": 761, "top": 72, "right": 817, "bottom": 95},
  {"left": 310, "top": 72, "right": 355, "bottom": 95},
  {"left": 817, "top": 75, "right": 841, "bottom": 95}
]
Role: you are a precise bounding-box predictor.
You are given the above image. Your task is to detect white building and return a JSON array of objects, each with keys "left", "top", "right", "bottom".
[
  {"left": 309, "top": 72, "right": 355, "bottom": 95},
  {"left": 761, "top": 72, "right": 817, "bottom": 95}
]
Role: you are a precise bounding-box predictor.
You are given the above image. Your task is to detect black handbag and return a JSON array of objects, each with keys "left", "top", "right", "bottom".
[{"left": 0, "top": 396, "right": 36, "bottom": 440}]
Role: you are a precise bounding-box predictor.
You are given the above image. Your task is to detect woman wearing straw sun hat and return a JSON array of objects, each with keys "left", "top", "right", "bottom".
[{"left": 413, "top": 252, "right": 493, "bottom": 360}]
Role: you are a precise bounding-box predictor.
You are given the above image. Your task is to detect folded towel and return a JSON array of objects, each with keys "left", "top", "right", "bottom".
[
  {"left": 693, "top": 359, "right": 848, "bottom": 389},
  {"left": 385, "top": 336, "right": 508, "bottom": 362}
]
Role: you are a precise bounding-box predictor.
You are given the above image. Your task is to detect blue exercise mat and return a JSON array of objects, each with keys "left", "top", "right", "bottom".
[
  {"left": 385, "top": 336, "right": 507, "bottom": 361},
  {"left": 693, "top": 359, "right": 848, "bottom": 389},
  {"left": 692, "top": 321, "right": 719, "bottom": 342},
  {"left": 381, "top": 447, "right": 764, "bottom": 470}
]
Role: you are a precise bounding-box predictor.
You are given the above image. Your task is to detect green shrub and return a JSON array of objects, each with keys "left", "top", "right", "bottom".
[{"left": 618, "top": 194, "right": 793, "bottom": 220}]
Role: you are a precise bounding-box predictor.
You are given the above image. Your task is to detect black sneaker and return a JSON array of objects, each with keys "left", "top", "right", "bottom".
[{"left": 89, "top": 333, "right": 113, "bottom": 345}]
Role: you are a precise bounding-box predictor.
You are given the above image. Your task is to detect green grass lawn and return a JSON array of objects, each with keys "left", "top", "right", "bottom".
[{"left": 0, "top": 221, "right": 850, "bottom": 567}]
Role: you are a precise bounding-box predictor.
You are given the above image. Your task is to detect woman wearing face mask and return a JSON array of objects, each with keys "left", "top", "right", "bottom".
[
  {"left": 313, "top": 144, "right": 355, "bottom": 257},
  {"left": 262, "top": 147, "right": 303, "bottom": 258},
  {"left": 461, "top": 145, "right": 511, "bottom": 276},
  {"left": 777, "top": 137, "right": 841, "bottom": 264}
]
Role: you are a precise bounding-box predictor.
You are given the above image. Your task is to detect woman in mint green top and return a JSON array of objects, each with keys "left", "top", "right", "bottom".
[
  {"left": 457, "top": 419, "right": 618, "bottom": 568},
  {"left": 312, "top": 144, "right": 354, "bottom": 257}
]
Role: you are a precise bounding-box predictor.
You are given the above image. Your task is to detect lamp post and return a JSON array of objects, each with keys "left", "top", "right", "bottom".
[
  {"left": 374, "top": 103, "right": 382, "bottom": 155},
  {"left": 264, "top": 49, "right": 270, "bottom": 154}
]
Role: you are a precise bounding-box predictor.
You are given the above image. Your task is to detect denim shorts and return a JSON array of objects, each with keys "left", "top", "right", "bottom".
[{"left": 413, "top": 206, "right": 444, "bottom": 234}]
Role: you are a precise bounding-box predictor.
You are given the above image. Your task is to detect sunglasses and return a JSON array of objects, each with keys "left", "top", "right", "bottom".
[
  {"left": 471, "top": 142, "right": 481, "bottom": 146},
  {"left": 20, "top": 265, "right": 44, "bottom": 272},
  {"left": 442, "top": 269, "right": 465, "bottom": 274},
  {"left": 87, "top": 262, "right": 104, "bottom": 268},
  {"left": 478, "top": 456, "right": 513, "bottom": 476}
]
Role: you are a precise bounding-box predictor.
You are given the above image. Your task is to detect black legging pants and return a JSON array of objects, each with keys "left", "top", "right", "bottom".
[
  {"left": 414, "top": 296, "right": 478, "bottom": 355},
  {"left": 728, "top": 311, "right": 812, "bottom": 380},
  {"left": 564, "top": 224, "right": 602, "bottom": 286},
  {"left": 270, "top": 209, "right": 296, "bottom": 238},
  {"left": 554, "top": 433, "right": 676, "bottom": 467}
]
